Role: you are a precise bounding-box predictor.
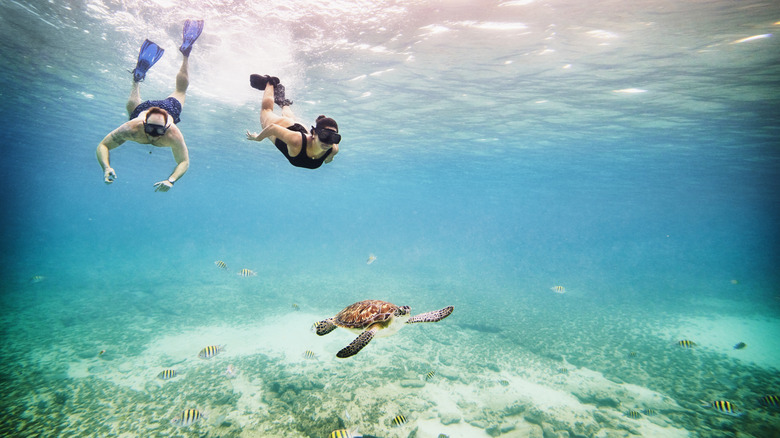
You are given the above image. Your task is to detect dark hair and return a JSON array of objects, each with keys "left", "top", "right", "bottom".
[
  {"left": 315, "top": 115, "right": 338, "bottom": 132},
  {"left": 145, "top": 107, "right": 169, "bottom": 125}
]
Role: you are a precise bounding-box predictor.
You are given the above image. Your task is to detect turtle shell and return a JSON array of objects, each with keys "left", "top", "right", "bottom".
[{"left": 333, "top": 300, "right": 400, "bottom": 329}]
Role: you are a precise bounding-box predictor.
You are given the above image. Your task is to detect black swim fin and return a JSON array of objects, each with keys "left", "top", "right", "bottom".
[
  {"left": 250, "top": 74, "right": 292, "bottom": 106},
  {"left": 274, "top": 84, "right": 293, "bottom": 107},
  {"left": 133, "top": 39, "right": 165, "bottom": 82},
  {"left": 249, "top": 74, "right": 280, "bottom": 90}
]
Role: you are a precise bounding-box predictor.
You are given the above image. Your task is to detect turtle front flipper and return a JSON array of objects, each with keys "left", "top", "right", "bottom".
[
  {"left": 313, "top": 318, "right": 337, "bottom": 336},
  {"left": 337, "top": 326, "right": 379, "bottom": 358},
  {"left": 407, "top": 306, "right": 454, "bottom": 324}
]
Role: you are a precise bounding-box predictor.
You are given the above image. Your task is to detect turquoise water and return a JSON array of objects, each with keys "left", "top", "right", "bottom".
[{"left": 1, "top": 1, "right": 779, "bottom": 437}]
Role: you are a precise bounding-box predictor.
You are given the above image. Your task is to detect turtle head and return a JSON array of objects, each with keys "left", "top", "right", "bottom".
[{"left": 396, "top": 306, "right": 411, "bottom": 316}]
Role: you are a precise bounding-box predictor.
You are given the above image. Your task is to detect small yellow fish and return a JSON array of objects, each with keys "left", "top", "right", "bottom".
[
  {"left": 759, "top": 395, "right": 780, "bottom": 407},
  {"left": 29, "top": 275, "right": 45, "bottom": 284},
  {"left": 367, "top": 254, "right": 377, "bottom": 265},
  {"left": 170, "top": 408, "right": 204, "bottom": 427},
  {"left": 157, "top": 369, "right": 178, "bottom": 380},
  {"left": 198, "top": 345, "right": 224, "bottom": 359},
  {"left": 214, "top": 260, "right": 228, "bottom": 270},
  {"left": 550, "top": 285, "right": 565, "bottom": 294},
  {"left": 558, "top": 367, "right": 569, "bottom": 374},
  {"left": 292, "top": 303, "right": 300, "bottom": 311},
  {"left": 392, "top": 414, "right": 407, "bottom": 427},
  {"left": 303, "top": 350, "right": 317, "bottom": 360},
  {"left": 498, "top": 379, "right": 510, "bottom": 387},
  {"left": 237, "top": 268, "right": 256, "bottom": 278},
  {"left": 424, "top": 371, "right": 436, "bottom": 380},
  {"left": 627, "top": 409, "right": 642, "bottom": 419},
  {"left": 329, "top": 428, "right": 360, "bottom": 438},
  {"left": 677, "top": 340, "right": 696, "bottom": 348},
  {"left": 701, "top": 400, "right": 743, "bottom": 417},
  {"left": 98, "top": 349, "right": 106, "bottom": 356}
]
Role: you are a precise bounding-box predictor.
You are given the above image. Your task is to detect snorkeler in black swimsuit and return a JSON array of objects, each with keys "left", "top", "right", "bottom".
[
  {"left": 245, "top": 75, "right": 340, "bottom": 169},
  {"left": 273, "top": 122, "right": 338, "bottom": 169}
]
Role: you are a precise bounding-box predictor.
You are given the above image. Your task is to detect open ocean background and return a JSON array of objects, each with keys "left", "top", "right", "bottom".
[{"left": 1, "top": 1, "right": 778, "bottom": 437}]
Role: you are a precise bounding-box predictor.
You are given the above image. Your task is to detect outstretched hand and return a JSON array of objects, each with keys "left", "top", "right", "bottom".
[
  {"left": 246, "top": 125, "right": 274, "bottom": 142},
  {"left": 104, "top": 167, "right": 117, "bottom": 184},
  {"left": 246, "top": 130, "right": 260, "bottom": 141},
  {"left": 153, "top": 180, "right": 173, "bottom": 192}
]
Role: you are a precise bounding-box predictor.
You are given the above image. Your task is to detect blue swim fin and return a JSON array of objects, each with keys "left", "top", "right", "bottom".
[
  {"left": 132, "top": 39, "right": 164, "bottom": 82},
  {"left": 180, "top": 19, "right": 204, "bottom": 56}
]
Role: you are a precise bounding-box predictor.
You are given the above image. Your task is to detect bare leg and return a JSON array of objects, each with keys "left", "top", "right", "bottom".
[
  {"left": 126, "top": 81, "right": 141, "bottom": 117},
  {"left": 260, "top": 84, "right": 296, "bottom": 129},
  {"left": 168, "top": 56, "right": 189, "bottom": 107},
  {"left": 259, "top": 84, "right": 276, "bottom": 128},
  {"left": 263, "top": 85, "right": 275, "bottom": 110}
]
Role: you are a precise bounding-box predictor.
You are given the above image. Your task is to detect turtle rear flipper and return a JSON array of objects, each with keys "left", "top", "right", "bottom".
[
  {"left": 407, "top": 306, "right": 454, "bottom": 324},
  {"left": 337, "top": 326, "right": 378, "bottom": 358},
  {"left": 314, "top": 318, "right": 337, "bottom": 336}
]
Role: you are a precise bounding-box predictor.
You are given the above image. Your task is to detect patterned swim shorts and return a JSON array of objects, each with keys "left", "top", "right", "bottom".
[{"left": 129, "top": 97, "right": 182, "bottom": 124}]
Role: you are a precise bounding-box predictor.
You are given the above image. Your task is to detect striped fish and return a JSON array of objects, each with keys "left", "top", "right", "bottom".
[
  {"left": 292, "top": 303, "right": 300, "bottom": 311},
  {"left": 214, "top": 260, "right": 228, "bottom": 270},
  {"left": 198, "top": 345, "right": 224, "bottom": 359},
  {"left": 425, "top": 371, "right": 436, "bottom": 380},
  {"left": 392, "top": 414, "right": 407, "bottom": 427},
  {"left": 759, "top": 395, "right": 780, "bottom": 407},
  {"left": 550, "top": 285, "right": 566, "bottom": 294},
  {"left": 329, "top": 428, "right": 361, "bottom": 438},
  {"left": 237, "top": 268, "right": 256, "bottom": 277},
  {"left": 628, "top": 351, "right": 638, "bottom": 358},
  {"left": 677, "top": 340, "right": 696, "bottom": 348},
  {"left": 171, "top": 408, "right": 204, "bottom": 427},
  {"left": 702, "top": 400, "right": 743, "bottom": 417},
  {"left": 642, "top": 408, "right": 658, "bottom": 415},
  {"left": 558, "top": 367, "right": 569, "bottom": 374},
  {"left": 627, "top": 409, "right": 642, "bottom": 419},
  {"left": 157, "top": 369, "right": 178, "bottom": 380},
  {"left": 29, "top": 275, "right": 46, "bottom": 284},
  {"left": 303, "top": 350, "right": 317, "bottom": 360},
  {"left": 498, "top": 379, "right": 510, "bottom": 387}
]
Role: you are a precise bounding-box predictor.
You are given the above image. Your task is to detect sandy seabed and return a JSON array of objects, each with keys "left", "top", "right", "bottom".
[{"left": 63, "top": 311, "right": 696, "bottom": 437}]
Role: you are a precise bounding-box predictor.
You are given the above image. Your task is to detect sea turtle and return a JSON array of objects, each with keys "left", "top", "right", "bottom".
[{"left": 314, "top": 299, "right": 454, "bottom": 358}]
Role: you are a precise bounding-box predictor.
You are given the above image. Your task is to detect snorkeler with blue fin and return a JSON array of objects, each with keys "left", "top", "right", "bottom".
[
  {"left": 132, "top": 39, "right": 164, "bottom": 82},
  {"left": 179, "top": 19, "right": 204, "bottom": 57},
  {"left": 97, "top": 19, "right": 204, "bottom": 192},
  {"left": 131, "top": 19, "right": 203, "bottom": 81}
]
